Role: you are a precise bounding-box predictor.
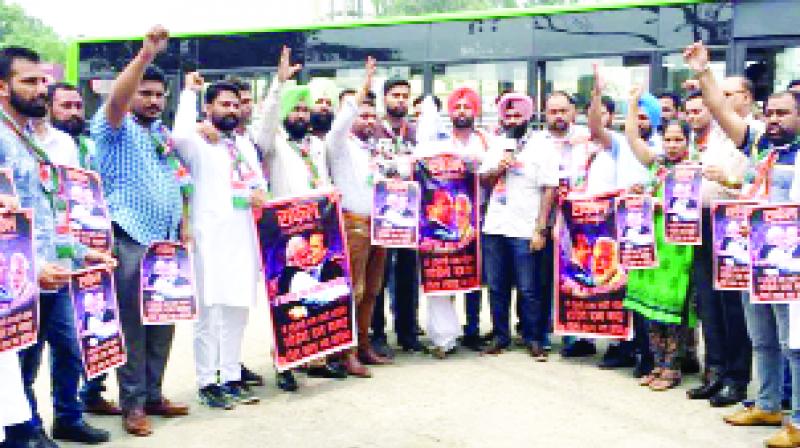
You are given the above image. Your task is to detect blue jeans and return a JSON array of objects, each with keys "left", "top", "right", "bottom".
[
  {"left": 79, "top": 373, "right": 109, "bottom": 406},
  {"left": 9, "top": 289, "right": 84, "bottom": 438},
  {"left": 742, "top": 295, "right": 800, "bottom": 424},
  {"left": 484, "top": 234, "right": 541, "bottom": 346}
]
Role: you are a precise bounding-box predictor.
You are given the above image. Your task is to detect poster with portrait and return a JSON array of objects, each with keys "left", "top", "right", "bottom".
[
  {"left": 257, "top": 190, "right": 355, "bottom": 372},
  {"left": 0, "top": 210, "right": 37, "bottom": 353},
  {"left": 615, "top": 194, "right": 657, "bottom": 269},
  {"left": 712, "top": 200, "right": 759, "bottom": 290},
  {"left": 663, "top": 163, "right": 703, "bottom": 245},
  {"left": 748, "top": 204, "right": 800, "bottom": 303},
  {"left": 70, "top": 266, "right": 126, "bottom": 380},
  {"left": 58, "top": 166, "right": 112, "bottom": 252},
  {"left": 415, "top": 154, "right": 481, "bottom": 295},
  {"left": 0, "top": 167, "right": 15, "bottom": 196},
  {"left": 371, "top": 179, "right": 420, "bottom": 248},
  {"left": 555, "top": 192, "right": 632, "bottom": 339},
  {"left": 140, "top": 242, "right": 198, "bottom": 324}
]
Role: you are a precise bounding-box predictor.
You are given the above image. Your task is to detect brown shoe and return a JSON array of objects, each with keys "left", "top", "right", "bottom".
[
  {"left": 123, "top": 408, "right": 152, "bottom": 437},
  {"left": 85, "top": 396, "right": 122, "bottom": 416},
  {"left": 528, "top": 343, "right": 548, "bottom": 362},
  {"left": 344, "top": 353, "right": 371, "bottom": 378},
  {"left": 766, "top": 424, "right": 800, "bottom": 448},
  {"left": 724, "top": 407, "right": 784, "bottom": 427},
  {"left": 144, "top": 398, "right": 189, "bottom": 417},
  {"left": 358, "top": 346, "right": 393, "bottom": 365}
]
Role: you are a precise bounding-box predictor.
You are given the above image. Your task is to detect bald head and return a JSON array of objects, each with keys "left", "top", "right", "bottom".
[{"left": 721, "top": 76, "right": 754, "bottom": 118}]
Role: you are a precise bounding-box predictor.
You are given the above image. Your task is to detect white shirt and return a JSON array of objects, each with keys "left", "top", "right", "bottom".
[
  {"left": 481, "top": 135, "right": 559, "bottom": 238},
  {"left": 693, "top": 122, "right": 749, "bottom": 206},
  {"left": 172, "top": 90, "right": 266, "bottom": 308},
  {"left": 256, "top": 80, "right": 331, "bottom": 199},
  {"left": 36, "top": 123, "right": 80, "bottom": 167},
  {"left": 326, "top": 98, "right": 374, "bottom": 216}
]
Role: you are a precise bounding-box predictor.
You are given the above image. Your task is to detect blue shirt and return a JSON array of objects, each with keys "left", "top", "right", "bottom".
[
  {"left": 90, "top": 107, "right": 183, "bottom": 245},
  {"left": 0, "top": 121, "right": 87, "bottom": 274}
]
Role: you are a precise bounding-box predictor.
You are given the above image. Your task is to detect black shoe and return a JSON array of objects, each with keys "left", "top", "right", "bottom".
[
  {"left": 307, "top": 363, "right": 347, "bottom": 379},
  {"left": 460, "top": 334, "right": 485, "bottom": 352},
  {"left": 276, "top": 370, "right": 299, "bottom": 392},
  {"left": 632, "top": 358, "right": 654, "bottom": 379},
  {"left": 400, "top": 341, "right": 425, "bottom": 353},
  {"left": 680, "top": 355, "right": 702, "bottom": 375},
  {"left": 598, "top": 345, "right": 636, "bottom": 369},
  {"left": 709, "top": 384, "right": 747, "bottom": 408},
  {"left": 241, "top": 364, "right": 265, "bottom": 387},
  {"left": 370, "top": 338, "right": 395, "bottom": 359},
  {"left": 480, "top": 331, "right": 495, "bottom": 343},
  {"left": 686, "top": 376, "right": 723, "bottom": 400},
  {"left": 560, "top": 339, "right": 597, "bottom": 358},
  {"left": 52, "top": 419, "right": 110, "bottom": 444},
  {"left": 481, "top": 339, "right": 509, "bottom": 355}
]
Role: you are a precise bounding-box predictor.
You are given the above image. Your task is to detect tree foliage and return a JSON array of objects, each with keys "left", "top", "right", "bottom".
[{"left": 0, "top": 1, "right": 66, "bottom": 64}]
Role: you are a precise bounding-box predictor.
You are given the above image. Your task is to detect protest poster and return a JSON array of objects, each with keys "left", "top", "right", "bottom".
[
  {"left": 0, "top": 167, "right": 15, "bottom": 196},
  {"left": 140, "top": 242, "right": 198, "bottom": 324},
  {"left": 70, "top": 266, "right": 126, "bottom": 379},
  {"left": 415, "top": 153, "right": 481, "bottom": 295},
  {"left": 59, "top": 166, "right": 112, "bottom": 252},
  {"left": 748, "top": 204, "right": 800, "bottom": 303},
  {"left": 371, "top": 179, "right": 420, "bottom": 248},
  {"left": 0, "top": 210, "right": 37, "bottom": 353},
  {"left": 663, "top": 163, "right": 703, "bottom": 245},
  {"left": 615, "top": 194, "right": 658, "bottom": 269},
  {"left": 555, "top": 192, "right": 632, "bottom": 339},
  {"left": 257, "top": 190, "right": 355, "bottom": 371},
  {"left": 712, "top": 200, "right": 759, "bottom": 290}
]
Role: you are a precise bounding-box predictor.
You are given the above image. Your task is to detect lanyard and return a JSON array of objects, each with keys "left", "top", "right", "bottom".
[{"left": 287, "top": 138, "right": 320, "bottom": 189}]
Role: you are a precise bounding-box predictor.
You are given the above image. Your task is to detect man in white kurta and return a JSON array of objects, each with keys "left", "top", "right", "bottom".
[{"left": 172, "top": 74, "right": 267, "bottom": 409}]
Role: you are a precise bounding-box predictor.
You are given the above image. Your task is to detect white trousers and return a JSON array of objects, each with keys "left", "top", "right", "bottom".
[
  {"left": 0, "top": 351, "right": 30, "bottom": 443},
  {"left": 194, "top": 304, "right": 250, "bottom": 387},
  {"left": 426, "top": 295, "right": 461, "bottom": 351}
]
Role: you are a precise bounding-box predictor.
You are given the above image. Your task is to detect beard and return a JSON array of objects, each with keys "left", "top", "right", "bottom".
[
  {"left": 354, "top": 125, "right": 375, "bottom": 141},
  {"left": 284, "top": 118, "right": 309, "bottom": 141},
  {"left": 548, "top": 119, "right": 568, "bottom": 133},
  {"left": 386, "top": 104, "right": 407, "bottom": 119},
  {"left": 309, "top": 111, "right": 333, "bottom": 133},
  {"left": 505, "top": 124, "right": 527, "bottom": 140},
  {"left": 51, "top": 116, "right": 85, "bottom": 137},
  {"left": 452, "top": 116, "right": 474, "bottom": 129},
  {"left": 10, "top": 88, "right": 46, "bottom": 118},
  {"left": 766, "top": 124, "right": 796, "bottom": 146},
  {"left": 211, "top": 113, "right": 239, "bottom": 132}
]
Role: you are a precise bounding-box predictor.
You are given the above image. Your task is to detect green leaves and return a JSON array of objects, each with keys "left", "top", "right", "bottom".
[{"left": 0, "top": 0, "right": 65, "bottom": 64}]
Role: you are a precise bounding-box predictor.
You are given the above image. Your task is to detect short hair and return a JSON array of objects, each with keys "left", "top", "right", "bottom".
[
  {"left": 383, "top": 77, "right": 410, "bottom": 96},
  {"left": 788, "top": 79, "right": 800, "bottom": 90},
  {"left": 727, "top": 76, "right": 754, "bottom": 96},
  {"left": 0, "top": 46, "right": 40, "bottom": 81},
  {"left": 204, "top": 81, "right": 240, "bottom": 104},
  {"left": 684, "top": 90, "right": 704, "bottom": 104},
  {"left": 546, "top": 91, "right": 575, "bottom": 105},
  {"left": 360, "top": 91, "right": 376, "bottom": 108},
  {"left": 142, "top": 65, "right": 166, "bottom": 86},
  {"left": 46, "top": 82, "right": 79, "bottom": 106},
  {"left": 225, "top": 76, "right": 251, "bottom": 93},
  {"left": 657, "top": 92, "right": 682, "bottom": 111},
  {"left": 600, "top": 96, "right": 615, "bottom": 115},
  {"left": 413, "top": 94, "right": 442, "bottom": 111},
  {"left": 766, "top": 91, "right": 800, "bottom": 114},
  {"left": 338, "top": 88, "right": 357, "bottom": 103}
]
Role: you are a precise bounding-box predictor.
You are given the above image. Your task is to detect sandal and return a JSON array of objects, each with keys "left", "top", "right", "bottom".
[
  {"left": 639, "top": 368, "right": 662, "bottom": 386},
  {"left": 649, "top": 369, "right": 681, "bottom": 391}
]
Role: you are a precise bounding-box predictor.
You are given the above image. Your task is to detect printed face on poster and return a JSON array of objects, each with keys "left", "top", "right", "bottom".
[
  {"left": 712, "top": 200, "right": 758, "bottom": 290},
  {"left": 257, "top": 191, "right": 355, "bottom": 371},
  {"left": 59, "top": 167, "right": 113, "bottom": 252},
  {"left": 140, "top": 242, "right": 197, "bottom": 324},
  {"left": 663, "top": 164, "right": 702, "bottom": 245},
  {"left": 749, "top": 204, "right": 800, "bottom": 303},
  {"left": 371, "top": 179, "right": 420, "bottom": 248},
  {"left": 0, "top": 210, "right": 38, "bottom": 353},
  {"left": 615, "top": 195, "right": 658, "bottom": 269}
]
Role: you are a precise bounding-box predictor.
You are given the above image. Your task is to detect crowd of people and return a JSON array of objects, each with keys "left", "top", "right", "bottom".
[{"left": 0, "top": 24, "right": 799, "bottom": 448}]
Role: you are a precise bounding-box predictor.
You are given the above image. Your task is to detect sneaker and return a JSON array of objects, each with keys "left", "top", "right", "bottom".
[
  {"left": 199, "top": 384, "right": 235, "bottom": 410},
  {"left": 223, "top": 381, "right": 260, "bottom": 405},
  {"left": 241, "top": 364, "right": 265, "bottom": 387}
]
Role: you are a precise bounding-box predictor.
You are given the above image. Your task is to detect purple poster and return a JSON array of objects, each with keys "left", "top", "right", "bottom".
[
  {"left": 0, "top": 210, "right": 37, "bottom": 353},
  {"left": 0, "top": 168, "right": 15, "bottom": 196},
  {"left": 371, "top": 179, "right": 420, "bottom": 248},
  {"left": 415, "top": 154, "right": 481, "bottom": 295},
  {"left": 59, "top": 166, "right": 112, "bottom": 252},
  {"left": 70, "top": 266, "right": 126, "bottom": 379},
  {"left": 555, "top": 192, "right": 632, "bottom": 339},
  {"left": 256, "top": 191, "right": 355, "bottom": 371},
  {"left": 140, "top": 242, "right": 197, "bottom": 324},
  {"left": 615, "top": 194, "right": 658, "bottom": 269},
  {"left": 748, "top": 204, "right": 800, "bottom": 303},
  {"left": 712, "top": 200, "right": 759, "bottom": 290},
  {"left": 663, "top": 163, "right": 703, "bottom": 245}
]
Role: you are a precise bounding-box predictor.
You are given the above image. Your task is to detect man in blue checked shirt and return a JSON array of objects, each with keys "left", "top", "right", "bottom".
[
  {"left": 89, "top": 25, "right": 190, "bottom": 438},
  {"left": 0, "top": 47, "right": 117, "bottom": 448}
]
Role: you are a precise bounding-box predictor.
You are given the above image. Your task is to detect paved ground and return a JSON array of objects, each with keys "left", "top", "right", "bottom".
[{"left": 34, "top": 300, "right": 777, "bottom": 448}]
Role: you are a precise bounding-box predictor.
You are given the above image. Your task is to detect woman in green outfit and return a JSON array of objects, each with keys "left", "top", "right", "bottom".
[{"left": 623, "top": 86, "right": 695, "bottom": 392}]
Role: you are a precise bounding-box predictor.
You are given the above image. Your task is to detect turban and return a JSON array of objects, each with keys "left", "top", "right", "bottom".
[
  {"left": 447, "top": 87, "right": 481, "bottom": 117},
  {"left": 497, "top": 92, "right": 533, "bottom": 122},
  {"left": 279, "top": 85, "right": 311, "bottom": 121},
  {"left": 638, "top": 92, "right": 662, "bottom": 129},
  {"left": 308, "top": 78, "right": 339, "bottom": 108}
]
